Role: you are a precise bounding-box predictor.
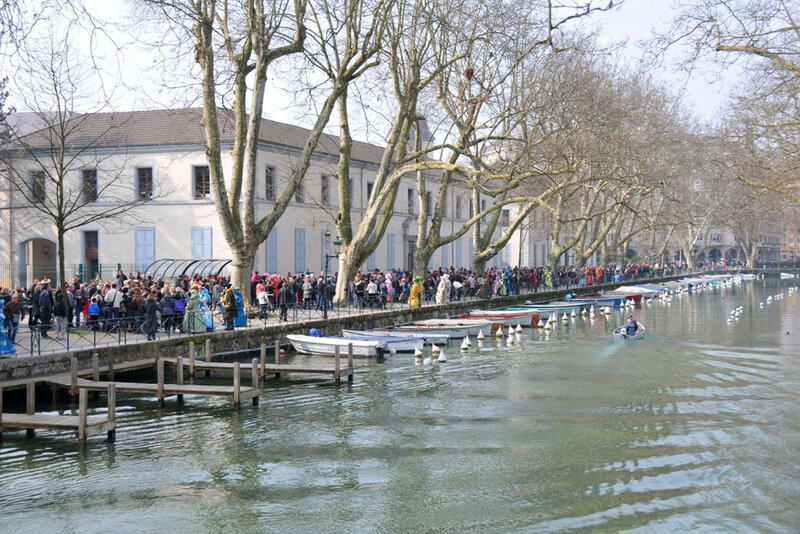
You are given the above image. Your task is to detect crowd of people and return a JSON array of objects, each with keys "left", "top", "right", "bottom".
[{"left": 0, "top": 260, "right": 687, "bottom": 352}]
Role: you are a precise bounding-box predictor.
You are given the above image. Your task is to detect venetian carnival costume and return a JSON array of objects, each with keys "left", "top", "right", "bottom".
[
  {"left": 408, "top": 276, "right": 423, "bottom": 309},
  {"left": 435, "top": 274, "right": 451, "bottom": 305},
  {"left": 183, "top": 287, "right": 207, "bottom": 334}
]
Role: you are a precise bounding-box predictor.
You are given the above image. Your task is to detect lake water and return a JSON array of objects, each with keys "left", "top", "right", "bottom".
[{"left": 1, "top": 277, "right": 799, "bottom": 533}]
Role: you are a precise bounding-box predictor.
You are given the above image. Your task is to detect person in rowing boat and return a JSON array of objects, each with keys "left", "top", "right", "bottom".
[{"left": 624, "top": 314, "right": 639, "bottom": 336}]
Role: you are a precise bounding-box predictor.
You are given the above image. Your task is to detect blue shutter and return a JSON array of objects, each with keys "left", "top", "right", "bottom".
[
  {"left": 387, "top": 234, "right": 395, "bottom": 270},
  {"left": 265, "top": 229, "right": 278, "bottom": 273},
  {"left": 367, "top": 251, "right": 376, "bottom": 271},
  {"left": 442, "top": 243, "right": 448, "bottom": 268},
  {"left": 456, "top": 238, "right": 462, "bottom": 267},
  {"left": 135, "top": 227, "right": 155, "bottom": 272},
  {"left": 294, "top": 228, "right": 306, "bottom": 273}
]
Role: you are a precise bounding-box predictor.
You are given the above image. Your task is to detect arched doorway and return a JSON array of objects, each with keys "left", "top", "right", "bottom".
[
  {"left": 18, "top": 238, "right": 57, "bottom": 288},
  {"left": 708, "top": 248, "right": 721, "bottom": 262},
  {"left": 725, "top": 248, "right": 738, "bottom": 261},
  {"left": 626, "top": 248, "right": 637, "bottom": 260}
]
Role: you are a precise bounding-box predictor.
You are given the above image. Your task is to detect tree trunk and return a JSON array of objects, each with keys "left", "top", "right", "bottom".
[
  {"left": 57, "top": 228, "right": 66, "bottom": 294},
  {"left": 229, "top": 247, "right": 256, "bottom": 304},
  {"left": 334, "top": 245, "right": 366, "bottom": 304},
  {"left": 414, "top": 246, "right": 433, "bottom": 280}
]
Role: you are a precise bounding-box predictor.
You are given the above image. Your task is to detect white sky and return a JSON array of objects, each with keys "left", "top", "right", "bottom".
[{"left": 6, "top": 0, "right": 740, "bottom": 127}]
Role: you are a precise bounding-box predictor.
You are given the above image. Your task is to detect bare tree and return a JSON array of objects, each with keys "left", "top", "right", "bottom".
[{"left": 0, "top": 25, "right": 164, "bottom": 293}]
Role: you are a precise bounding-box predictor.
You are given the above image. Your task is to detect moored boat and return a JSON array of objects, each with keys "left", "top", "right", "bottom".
[
  {"left": 413, "top": 318, "right": 493, "bottom": 336},
  {"left": 341, "top": 329, "right": 444, "bottom": 347},
  {"left": 287, "top": 334, "right": 386, "bottom": 357},
  {"left": 381, "top": 324, "right": 473, "bottom": 339},
  {"left": 458, "top": 309, "right": 540, "bottom": 327}
]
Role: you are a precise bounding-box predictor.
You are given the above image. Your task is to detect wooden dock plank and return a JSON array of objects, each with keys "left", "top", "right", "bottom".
[
  {"left": 46, "top": 377, "right": 258, "bottom": 401},
  {"left": 163, "top": 358, "right": 354, "bottom": 376}
]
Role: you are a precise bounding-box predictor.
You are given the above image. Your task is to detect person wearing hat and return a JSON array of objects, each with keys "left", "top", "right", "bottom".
[
  {"left": 222, "top": 286, "right": 236, "bottom": 330},
  {"left": 624, "top": 314, "right": 639, "bottom": 337},
  {"left": 4, "top": 293, "right": 24, "bottom": 344}
]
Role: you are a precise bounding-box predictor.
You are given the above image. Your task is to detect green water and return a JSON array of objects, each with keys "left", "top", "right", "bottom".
[{"left": 1, "top": 278, "right": 799, "bottom": 533}]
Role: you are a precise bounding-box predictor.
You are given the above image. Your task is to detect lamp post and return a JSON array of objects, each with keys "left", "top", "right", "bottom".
[{"left": 323, "top": 233, "right": 342, "bottom": 320}]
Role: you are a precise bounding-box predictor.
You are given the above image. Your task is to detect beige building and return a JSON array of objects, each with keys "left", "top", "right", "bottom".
[{"left": 1, "top": 108, "right": 489, "bottom": 288}]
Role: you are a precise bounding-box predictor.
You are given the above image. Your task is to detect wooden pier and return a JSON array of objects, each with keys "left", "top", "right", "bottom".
[
  {"left": 0, "top": 382, "right": 116, "bottom": 442},
  {"left": 49, "top": 357, "right": 259, "bottom": 406},
  {"left": 165, "top": 340, "right": 355, "bottom": 383}
]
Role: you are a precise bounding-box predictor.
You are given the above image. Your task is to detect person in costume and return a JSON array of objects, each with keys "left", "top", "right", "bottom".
[
  {"left": 233, "top": 287, "right": 247, "bottom": 327},
  {"left": 183, "top": 285, "right": 206, "bottom": 334},
  {"left": 544, "top": 265, "right": 553, "bottom": 289},
  {"left": 408, "top": 276, "right": 423, "bottom": 309},
  {"left": 435, "top": 273, "right": 451, "bottom": 305}
]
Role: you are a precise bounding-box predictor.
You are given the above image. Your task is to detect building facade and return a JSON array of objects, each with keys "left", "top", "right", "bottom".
[{"left": 0, "top": 108, "right": 491, "bottom": 288}]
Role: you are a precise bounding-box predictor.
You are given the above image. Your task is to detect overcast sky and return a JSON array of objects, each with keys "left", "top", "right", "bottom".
[{"left": 7, "top": 0, "right": 738, "bottom": 127}]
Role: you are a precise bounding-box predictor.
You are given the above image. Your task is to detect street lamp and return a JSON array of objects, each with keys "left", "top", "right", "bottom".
[{"left": 323, "top": 234, "right": 342, "bottom": 320}]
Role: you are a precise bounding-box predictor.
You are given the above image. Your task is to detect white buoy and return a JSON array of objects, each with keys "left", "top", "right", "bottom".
[
  {"left": 537, "top": 317, "right": 545, "bottom": 327},
  {"left": 464, "top": 335, "right": 472, "bottom": 346},
  {"left": 461, "top": 338, "right": 469, "bottom": 351},
  {"left": 389, "top": 348, "right": 397, "bottom": 355},
  {"left": 495, "top": 325, "right": 504, "bottom": 337},
  {"left": 727, "top": 318, "right": 732, "bottom": 324},
  {"left": 544, "top": 321, "right": 552, "bottom": 330},
  {"left": 477, "top": 330, "right": 485, "bottom": 340},
  {"left": 570, "top": 310, "right": 576, "bottom": 317},
  {"left": 515, "top": 324, "right": 523, "bottom": 333},
  {"left": 437, "top": 351, "right": 447, "bottom": 363},
  {"left": 414, "top": 347, "right": 424, "bottom": 360},
  {"left": 562, "top": 312, "right": 569, "bottom": 322},
  {"left": 506, "top": 334, "right": 514, "bottom": 344},
  {"left": 590, "top": 305, "right": 595, "bottom": 314},
  {"left": 423, "top": 355, "right": 432, "bottom": 365},
  {"left": 431, "top": 343, "right": 440, "bottom": 354}
]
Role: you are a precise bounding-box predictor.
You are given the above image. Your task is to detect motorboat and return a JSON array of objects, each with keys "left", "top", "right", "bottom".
[
  {"left": 380, "top": 324, "right": 473, "bottom": 339},
  {"left": 413, "top": 318, "right": 493, "bottom": 336},
  {"left": 612, "top": 324, "right": 646, "bottom": 340}
]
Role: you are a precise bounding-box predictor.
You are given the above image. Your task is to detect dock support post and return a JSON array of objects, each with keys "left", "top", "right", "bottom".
[
  {"left": 188, "top": 341, "right": 195, "bottom": 376},
  {"left": 78, "top": 388, "right": 87, "bottom": 441},
  {"left": 251, "top": 358, "right": 259, "bottom": 406},
  {"left": 274, "top": 340, "right": 281, "bottom": 377},
  {"left": 25, "top": 381, "right": 35, "bottom": 437},
  {"left": 176, "top": 356, "right": 184, "bottom": 402},
  {"left": 107, "top": 352, "right": 114, "bottom": 380},
  {"left": 0, "top": 386, "right": 4, "bottom": 438},
  {"left": 334, "top": 347, "right": 341, "bottom": 384},
  {"left": 157, "top": 358, "right": 165, "bottom": 404},
  {"left": 70, "top": 357, "right": 78, "bottom": 397},
  {"left": 205, "top": 339, "right": 212, "bottom": 377},
  {"left": 107, "top": 383, "right": 116, "bottom": 442},
  {"left": 259, "top": 343, "right": 266, "bottom": 378},
  {"left": 233, "top": 362, "right": 241, "bottom": 406},
  {"left": 348, "top": 343, "right": 354, "bottom": 382},
  {"left": 92, "top": 353, "right": 100, "bottom": 381}
]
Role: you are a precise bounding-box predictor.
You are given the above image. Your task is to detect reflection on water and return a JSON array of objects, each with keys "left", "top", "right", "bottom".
[{"left": 1, "top": 279, "right": 799, "bottom": 533}]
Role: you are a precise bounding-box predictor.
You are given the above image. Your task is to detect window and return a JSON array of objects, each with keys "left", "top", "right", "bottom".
[
  {"left": 295, "top": 182, "right": 305, "bottom": 204},
  {"left": 82, "top": 169, "right": 98, "bottom": 202},
  {"left": 387, "top": 234, "right": 395, "bottom": 269},
  {"left": 367, "top": 251, "right": 376, "bottom": 271},
  {"left": 135, "top": 228, "right": 155, "bottom": 272},
  {"left": 137, "top": 167, "right": 153, "bottom": 200},
  {"left": 407, "top": 188, "right": 415, "bottom": 214},
  {"left": 265, "top": 229, "right": 278, "bottom": 273},
  {"left": 426, "top": 192, "right": 432, "bottom": 217},
  {"left": 265, "top": 167, "right": 276, "bottom": 200},
  {"left": 31, "top": 171, "right": 45, "bottom": 203},
  {"left": 442, "top": 243, "right": 448, "bottom": 267},
  {"left": 193, "top": 166, "right": 211, "bottom": 199},
  {"left": 469, "top": 200, "right": 474, "bottom": 219},
  {"left": 456, "top": 197, "right": 462, "bottom": 219},
  {"left": 366, "top": 181, "right": 374, "bottom": 202},
  {"left": 191, "top": 227, "right": 212, "bottom": 258},
  {"left": 321, "top": 174, "right": 330, "bottom": 205},
  {"left": 294, "top": 228, "right": 306, "bottom": 273}
]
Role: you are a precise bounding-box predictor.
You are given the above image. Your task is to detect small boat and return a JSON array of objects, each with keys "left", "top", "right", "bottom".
[
  {"left": 382, "top": 324, "right": 473, "bottom": 339},
  {"left": 781, "top": 272, "right": 797, "bottom": 279},
  {"left": 605, "top": 291, "right": 642, "bottom": 303},
  {"left": 571, "top": 294, "right": 626, "bottom": 307},
  {"left": 341, "top": 329, "right": 437, "bottom": 349},
  {"left": 287, "top": 334, "right": 386, "bottom": 357},
  {"left": 414, "top": 318, "right": 494, "bottom": 336},
  {"left": 613, "top": 285, "right": 662, "bottom": 298},
  {"left": 507, "top": 302, "right": 586, "bottom": 313},
  {"left": 458, "top": 309, "right": 540, "bottom": 327},
  {"left": 613, "top": 324, "right": 646, "bottom": 340}
]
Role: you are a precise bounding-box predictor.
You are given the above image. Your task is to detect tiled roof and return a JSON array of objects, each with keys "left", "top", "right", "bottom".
[{"left": 9, "top": 108, "right": 386, "bottom": 165}]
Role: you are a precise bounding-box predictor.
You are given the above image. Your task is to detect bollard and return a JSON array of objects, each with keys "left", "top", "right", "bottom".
[
  {"left": 233, "top": 362, "right": 241, "bottom": 405},
  {"left": 78, "top": 388, "right": 88, "bottom": 441},
  {"left": 251, "top": 358, "right": 259, "bottom": 406},
  {"left": 156, "top": 358, "right": 165, "bottom": 403},
  {"left": 176, "top": 356, "right": 184, "bottom": 402}
]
